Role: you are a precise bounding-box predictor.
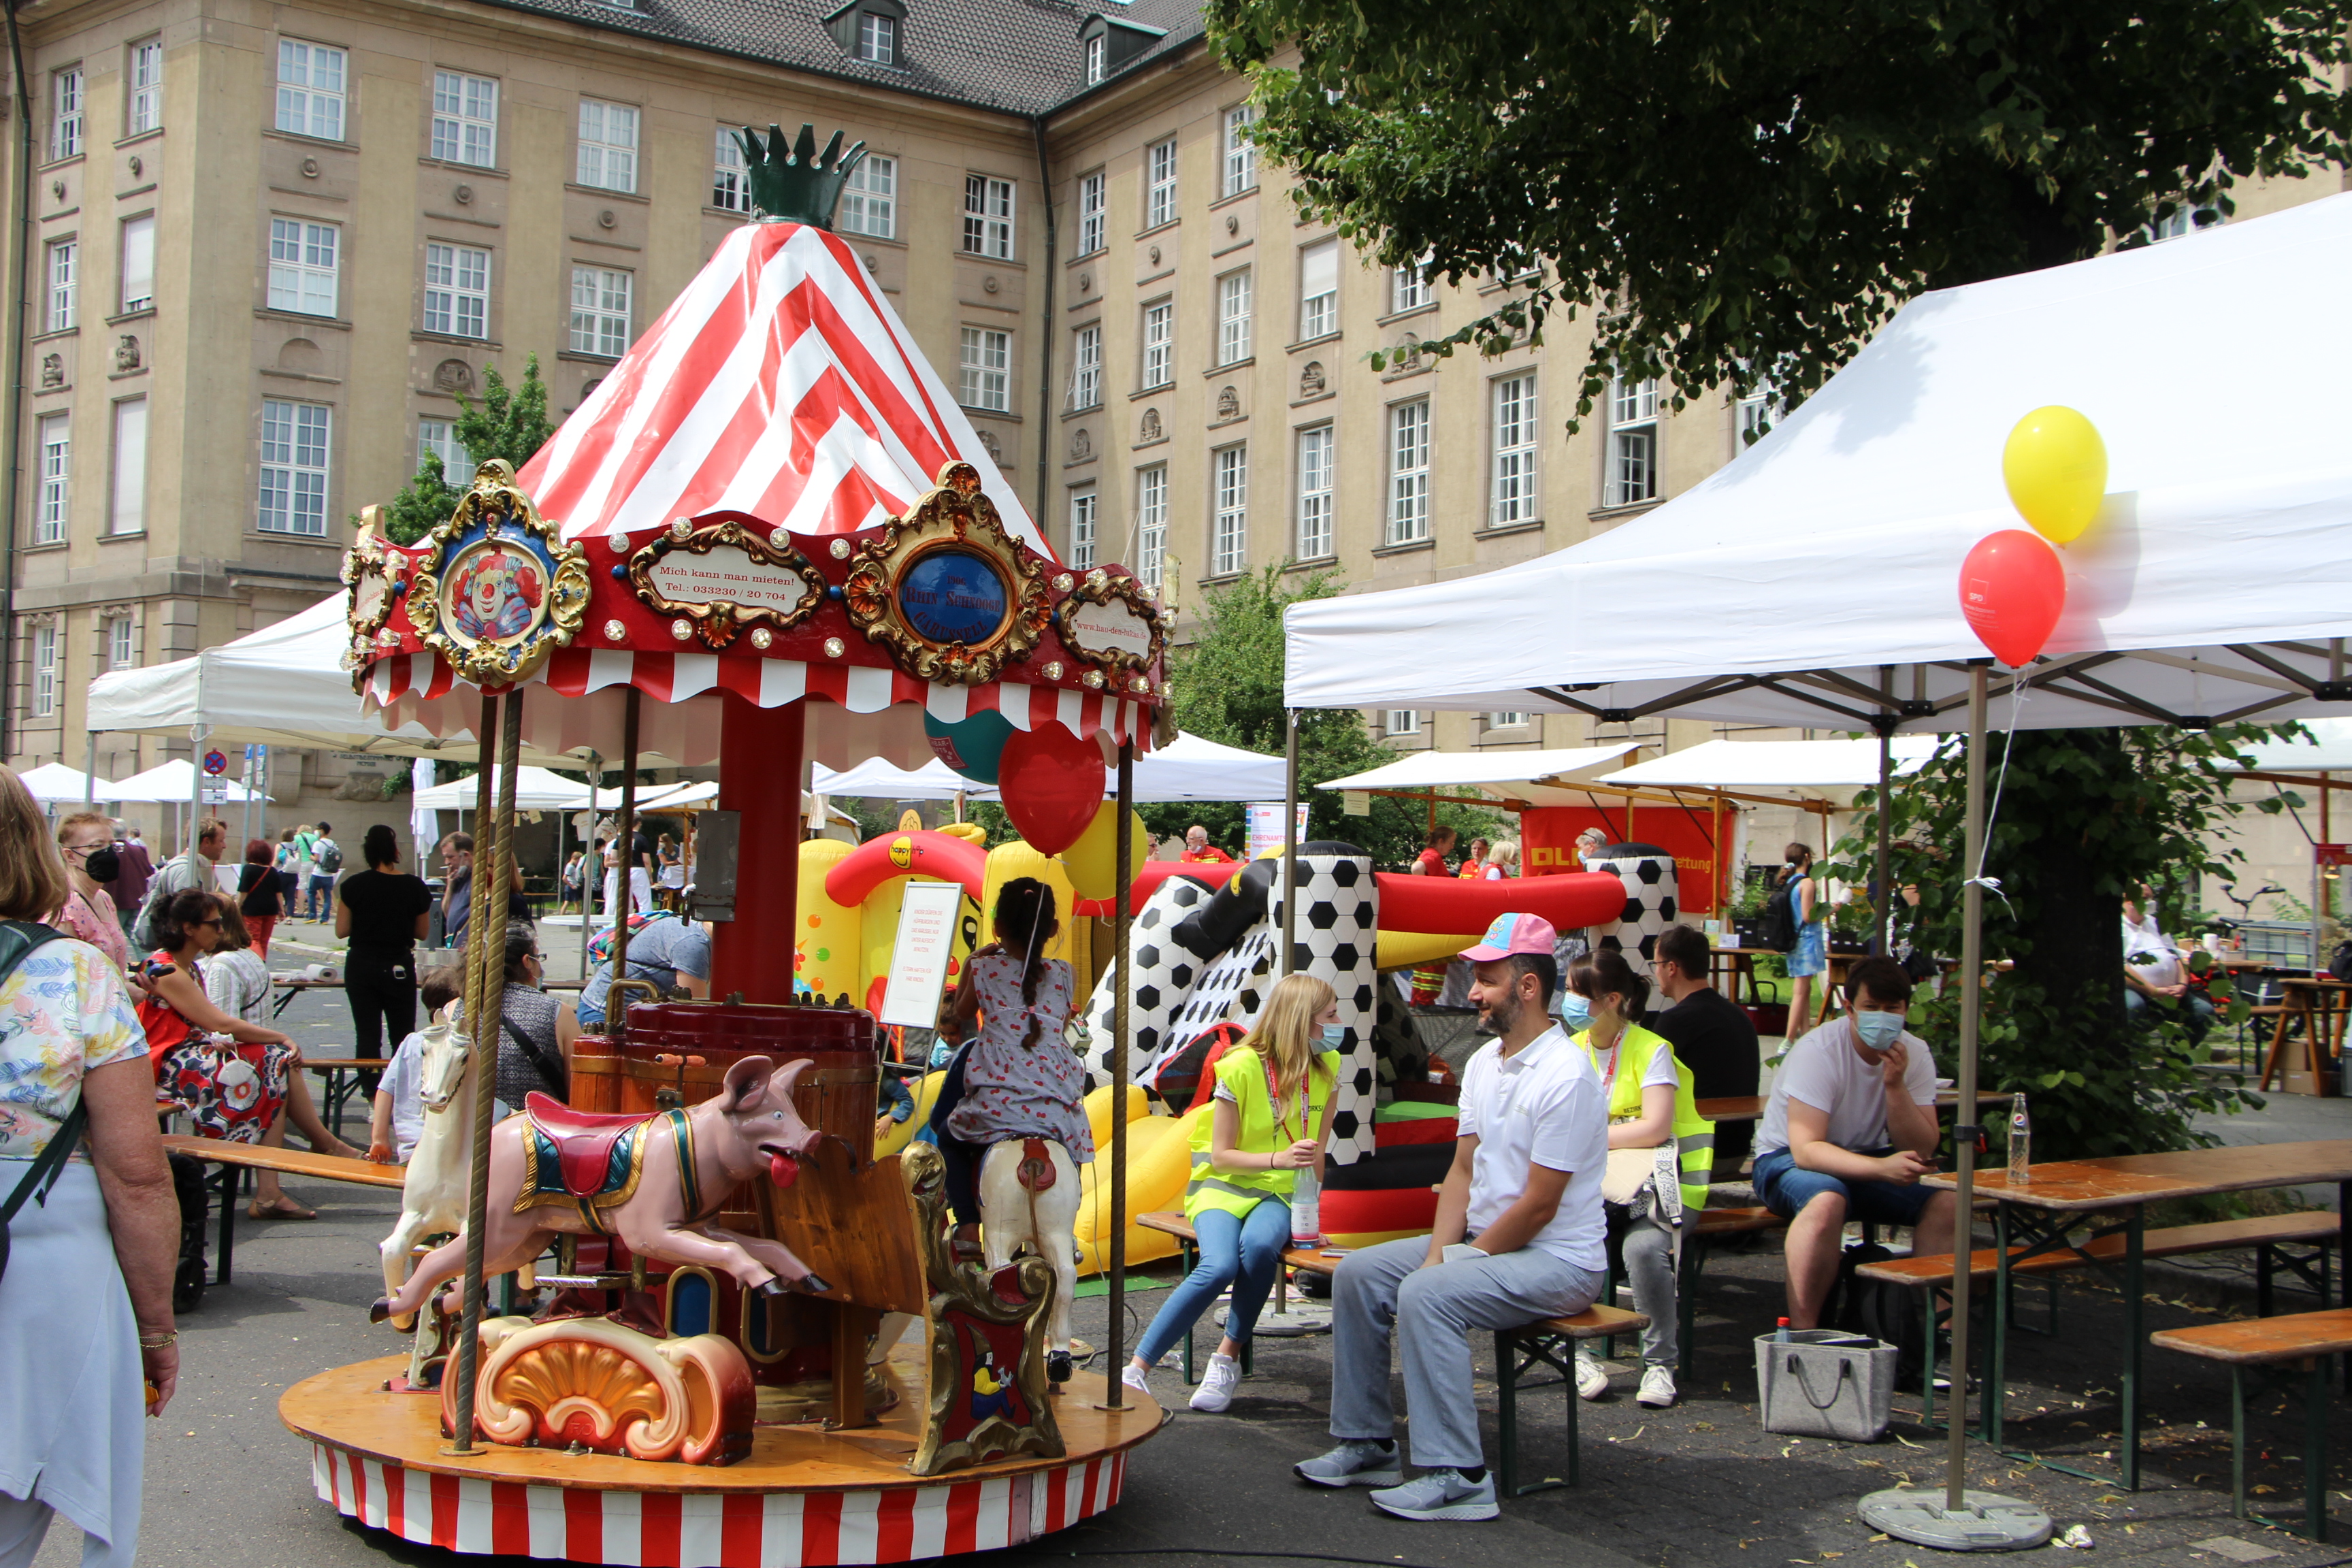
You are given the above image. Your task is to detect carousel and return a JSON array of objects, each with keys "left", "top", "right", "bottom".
[{"left": 283, "top": 125, "right": 1172, "bottom": 1565}]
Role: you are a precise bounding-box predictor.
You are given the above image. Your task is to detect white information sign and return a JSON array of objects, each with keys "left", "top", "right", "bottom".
[
  {"left": 647, "top": 544, "right": 815, "bottom": 617},
  {"left": 1244, "top": 801, "right": 1311, "bottom": 862},
  {"left": 1061, "top": 597, "right": 1154, "bottom": 665},
  {"left": 879, "top": 880, "right": 968, "bottom": 1029}
]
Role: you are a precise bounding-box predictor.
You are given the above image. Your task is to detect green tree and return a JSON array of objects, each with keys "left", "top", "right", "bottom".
[
  {"left": 1147, "top": 566, "right": 1500, "bottom": 865},
  {"left": 1213, "top": 0, "right": 2352, "bottom": 426},
  {"left": 380, "top": 356, "right": 559, "bottom": 544},
  {"left": 1830, "top": 724, "right": 2300, "bottom": 1160}
]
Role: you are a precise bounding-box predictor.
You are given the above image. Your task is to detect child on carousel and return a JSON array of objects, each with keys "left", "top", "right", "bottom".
[
  {"left": 1124, "top": 973, "right": 1339, "bottom": 1411},
  {"left": 929, "top": 878, "right": 1092, "bottom": 1260}
]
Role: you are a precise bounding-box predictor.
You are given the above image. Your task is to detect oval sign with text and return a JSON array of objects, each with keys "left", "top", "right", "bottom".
[
  {"left": 899, "top": 549, "right": 1009, "bottom": 647},
  {"left": 647, "top": 541, "right": 815, "bottom": 619},
  {"left": 1061, "top": 595, "right": 1155, "bottom": 669}
]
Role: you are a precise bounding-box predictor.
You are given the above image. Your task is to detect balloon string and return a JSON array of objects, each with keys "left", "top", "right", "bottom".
[{"left": 1967, "top": 668, "right": 2029, "bottom": 918}]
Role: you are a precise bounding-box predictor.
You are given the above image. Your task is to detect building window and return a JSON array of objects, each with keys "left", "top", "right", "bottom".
[
  {"left": 713, "top": 129, "right": 748, "bottom": 212},
  {"left": 431, "top": 71, "right": 497, "bottom": 167},
  {"left": 1605, "top": 376, "right": 1659, "bottom": 506},
  {"left": 569, "top": 267, "right": 632, "bottom": 357},
  {"left": 1146, "top": 136, "right": 1177, "bottom": 227},
  {"left": 1135, "top": 465, "right": 1166, "bottom": 589},
  {"left": 424, "top": 243, "right": 491, "bottom": 338},
  {"left": 34, "top": 414, "right": 69, "bottom": 546},
  {"left": 1295, "top": 424, "right": 1334, "bottom": 560},
  {"left": 841, "top": 154, "right": 896, "bottom": 237},
  {"left": 1077, "top": 171, "right": 1106, "bottom": 257},
  {"left": 110, "top": 399, "right": 146, "bottom": 536},
  {"left": 576, "top": 101, "right": 638, "bottom": 193},
  {"left": 856, "top": 11, "right": 898, "bottom": 64},
  {"left": 1069, "top": 325, "right": 1101, "bottom": 410},
  {"left": 1298, "top": 240, "right": 1337, "bottom": 341},
  {"left": 1390, "top": 262, "right": 1430, "bottom": 314},
  {"left": 127, "top": 42, "right": 163, "bottom": 135},
  {"left": 1217, "top": 270, "right": 1252, "bottom": 367},
  {"left": 267, "top": 219, "right": 338, "bottom": 316},
  {"left": 1488, "top": 711, "right": 1526, "bottom": 730},
  {"left": 120, "top": 216, "right": 154, "bottom": 313},
  {"left": 31, "top": 625, "right": 56, "bottom": 718},
  {"left": 419, "top": 419, "right": 472, "bottom": 479},
  {"left": 2144, "top": 204, "right": 2221, "bottom": 243},
  {"left": 108, "top": 615, "right": 134, "bottom": 670},
  {"left": 1737, "top": 384, "right": 1783, "bottom": 448},
  {"left": 962, "top": 175, "right": 1014, "bottom": 259},
  {"left": 1385, "top": 709, "right": 1420, "bottom": 737},
  {"left": 1221, "top": 104, "right": 1256, "bottom": 198},
  {"left": 1211, "top": 445, "right": 1248, "bottom": 576},
  {"left": 1083, "top": 33, "right": 1106, "bottom": 84},
  {"left": 1387, "top": 399, "right": 1431, "bottom": 544},
  {"left": 275, "top": 42, "right": 346, "bottom": 141},
  {"left": 44, "top": 240, "right": 76, "bottom": 333},
  {"left": 958, "top": 327, "right": 1011, "bottom": 411},
  {"left": 1490, "top": 373, "right": 1538, "bottom": 526},
  {"left": 1141, "top": 301, "right": 1172, "bottom": 390},
  {"left": 1069, "top": 490, "right": 1096, "bottom": 568},
  {"left": 257, "top": 400, "right": 331, "bottom": 535},
  {"left": 50, "top": 67, "right": 83, "bottom": 161}
]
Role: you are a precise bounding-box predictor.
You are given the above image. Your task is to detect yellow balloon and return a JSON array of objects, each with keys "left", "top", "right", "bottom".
[
  {"left": 1060, "top": 802, "right": 1148, "bottom": 902},
  {"left": 2002, "top": 405, "right": 2107, "bottom": 544}
]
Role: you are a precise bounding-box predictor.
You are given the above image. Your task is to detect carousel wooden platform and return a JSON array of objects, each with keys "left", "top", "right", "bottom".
[{"left": 282, "top": 1344, "right": 1164, "bottom": 1567}]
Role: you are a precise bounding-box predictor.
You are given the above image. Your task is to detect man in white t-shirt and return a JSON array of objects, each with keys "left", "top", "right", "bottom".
[
  {"left": 2121, "top": 884, "right": 2213, "bottom": 1047},
  {"left": 1296, "top": 913, "right": 1607, "bottom": 1522},
  {"left": 1751, "top": 956, "right": 1956, "bottom": 1329}
]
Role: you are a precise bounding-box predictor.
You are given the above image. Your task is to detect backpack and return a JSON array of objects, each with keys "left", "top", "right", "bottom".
[
  {"left": 1834, "top": 1240, "right": 1928, "bottom": 1388},
  {"left": 1758, "top": 874, "right": 1801, "bottom": 953},
  {"left": 2329, "top": 941, "right": 2352, "bottom": 983},
  {"left": 316, "top": 840, "right": 344, "bottom": 873}
]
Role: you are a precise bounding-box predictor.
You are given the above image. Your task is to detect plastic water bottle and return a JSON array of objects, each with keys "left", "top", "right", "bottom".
[
  {"left": 2008, "top": 1092, "right": 2032, "bottom": 1183},
  {"left": 1290, "top": 1165, "right": 1322, "bottom": 1247},
  {"left": 1775, "top": 1317, "right": 1792, "bottom": 1343}
]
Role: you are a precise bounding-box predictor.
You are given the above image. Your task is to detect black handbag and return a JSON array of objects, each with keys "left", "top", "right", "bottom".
[{"left": 0, "top": 919, "right": 71, "bottom": 1286}]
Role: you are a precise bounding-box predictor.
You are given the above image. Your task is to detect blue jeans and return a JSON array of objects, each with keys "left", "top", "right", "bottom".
[{"left": 1134, "top": 1196, "right": 1293, "bottom": 1366}]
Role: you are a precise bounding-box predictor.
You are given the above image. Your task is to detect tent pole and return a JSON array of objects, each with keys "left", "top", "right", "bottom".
[
  {"left": 444, "top": 687, "right": 510, "bottom": 1455},
  {"left": 186, "top": 728, "right": 205, "bottom": 862},
  {"left": 82, "top": 729, "right": 96, "bottom": 807},
  {"left": 1945, "top": 663, "right": 1989, "bottom": 1510},
  {"left": 1281, "top": 708, "right": 1300, "bottom": 979},
  {"left": 583, "top": 752, "right": 599, "bottom": 975},
  {"left": 1874, "top": 723, "right": 1895, "bottom": 953},
  {"left": 612, "top": 690, "right": 641, "bottom": 1026},
  {"left": 1104, "top": 736, "right": 1134, "bottom": 1408}
]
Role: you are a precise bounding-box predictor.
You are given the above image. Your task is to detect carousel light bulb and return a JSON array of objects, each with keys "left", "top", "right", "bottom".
[
  {"left": 823, "top": 636, "right": 845, "bottom": 658},
  {"left": 768, "top": 527, "right": 791, "bottom": 551},
  {"left": 606, "top": 525, "right": 629, "bottom": 550},
  {"left": 751, "top": 627, "right": 774, "bottom": 650},
  {"left": 604, "top": 619, "right": 627, "bottom": 642},
  {"left": 1053, "top": 572, "right": 1075, "bottom": 593},
  {"left": 830, "top": 538, "right": 853, "bottom": 559},
  {"left": 670, "top": 619, "right": 693, "bottom": 641},
  {"left": 1041, "top": 660, "right": 1064, "bottom": 681}
]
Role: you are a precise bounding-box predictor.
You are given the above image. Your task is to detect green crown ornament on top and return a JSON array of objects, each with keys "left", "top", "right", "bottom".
[{"left": 736, "top": 123, "right": 868, "bottom": 227}]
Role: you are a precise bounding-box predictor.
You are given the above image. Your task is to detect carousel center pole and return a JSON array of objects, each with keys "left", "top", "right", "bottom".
[
  {"left": 581, "top": 751, "right": 599, "bottom": 977},
  {"left": 712, "top": 693, "right": 804, "bottom": 1004},
  {"left": 444, "top": 687, "right": 516, "bottom": 1455},
  {"left": 612, "top": 690, "right": 642, "bottom": 1023},
  {"left": 1100, "top": 735, "right": 1134, "bottom": 1408}
]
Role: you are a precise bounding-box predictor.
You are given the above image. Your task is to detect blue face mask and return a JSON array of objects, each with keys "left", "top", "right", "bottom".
[
  {"left": 1318, "top": 1024, "right": 1346, "bottom": 1049},
  {"left": 1560, "top": 993, "right": 1593, "bottom": 1029},
  {"left": 1854, "top": 1010, "right": 1904, "bottom": 1052}
]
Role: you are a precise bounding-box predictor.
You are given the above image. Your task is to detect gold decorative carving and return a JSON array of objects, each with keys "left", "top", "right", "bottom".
[
  {"left": 455, "top": 1316, "right": 755, "bottom": 1466},
  {"left": 842, "top": 461, "right": 1049, "bottom": 687},
  {"left": 403, "top": 460, "right": 591, "bottom": 686},
  {"left": 1056, "top": 571, "right": 1166, "bottom": 677},
  {"left": 342, "top": 505, "right": 396, "bottom": 650},
  {"left": 901, "top": 1142, "right": 1062, "bottom": 1477},
  {"left": 625, "top": 516, "right": 827, "bottom": 650}
]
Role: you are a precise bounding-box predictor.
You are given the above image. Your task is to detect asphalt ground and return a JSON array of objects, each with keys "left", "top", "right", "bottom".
[{"left": 35, "top": 919, "right": 2349, "bottom": 1568}]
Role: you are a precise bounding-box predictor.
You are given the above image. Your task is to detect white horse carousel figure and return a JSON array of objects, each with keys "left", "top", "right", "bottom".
[{"left": 979, "top": 1138, "right": 1081, "bottom": 1384}]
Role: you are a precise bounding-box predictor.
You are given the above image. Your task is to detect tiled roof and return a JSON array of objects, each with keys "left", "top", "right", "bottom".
[{"left": 479, "top": 0, "right": 1209, "bottom": 117}]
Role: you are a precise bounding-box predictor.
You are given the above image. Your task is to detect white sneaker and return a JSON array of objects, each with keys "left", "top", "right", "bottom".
[
  {"left": 1574, "top": 1350, "right": 1610, "bottom": 1401},
  {"left": 1636, "top": 1365, "right": 1677, "bottom": 1408},
  {"left": 1189, "top": 1350, "right": 1240, "bottom": 1412},
  {"left": 1121, "top": 1362, "right": 1150, "bottom": 1395}
]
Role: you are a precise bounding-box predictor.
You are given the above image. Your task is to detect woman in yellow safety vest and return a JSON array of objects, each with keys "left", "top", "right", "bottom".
[
  {"left": 1564, "top": 948, "right": 1715, "bottom": 1411},
  {"left": 1124, "top": 973, "right": 1341, "bottom": 1414}
]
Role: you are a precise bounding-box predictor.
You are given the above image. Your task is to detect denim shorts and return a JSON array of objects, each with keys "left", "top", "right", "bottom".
[{"left": 1752, "top": 1145, "right": 1938, "bottom": 1227}]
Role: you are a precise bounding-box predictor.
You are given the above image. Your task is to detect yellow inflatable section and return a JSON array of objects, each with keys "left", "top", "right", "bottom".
[
  {"left": 873, "top": 1071, "right": 945, "bottom": 1158},
  {"left": 1074, "top": 1102, "right": 1203, "bottom": 1275},
  {"left": 1377, "top": 928, "right": 1481, "bottom": 971}
]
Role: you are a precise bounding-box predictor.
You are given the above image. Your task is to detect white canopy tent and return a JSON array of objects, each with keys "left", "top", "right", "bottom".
[
  {"left": 813, "top": 757, "right": 969, "bottom": 801},
  {"left": 1598, "top": 736, "right": 1942, "bottom": 792},
  {"left": 16, "top": 762, "right": 121, "bottom": 804},
  {"left": 813, "top": 732, "right": 1293, "bottom": 806},
  {"left": 411, "top": 766, "right": 592, "bottom": 811},
  {"left": 112, "top": 759, "right": 259, "bottom": 804},
  {"left": 1279, "top": 196, "right": 2352, "bottom": 1531},
  {"left": 2232, "top": 718, "right": 2352, "bottom": 774},
  {"left": 1320, "top": 744, "right": 1640, "bottom": 806}
]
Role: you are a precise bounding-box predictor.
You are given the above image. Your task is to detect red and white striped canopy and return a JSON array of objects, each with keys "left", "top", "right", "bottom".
[{"left": 520, "top": 223, "right": 1045, "bottom": 555}]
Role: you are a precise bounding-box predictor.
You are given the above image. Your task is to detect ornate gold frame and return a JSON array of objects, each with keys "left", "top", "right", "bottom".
[
  {"left": 626, "top": 517, "right": 828, "bottom": 650},
  {"left": 342, "top": 505, "right": 396, "bottom": 656},
  {"left": 405, "top": 461, "right": 591, "bottom": 685},
  {"left": 1056, "top": 568, "right": 1168, "bottom": 676},
  {"left": 843, "top": 461, "right": 1049, "bottom": 686}
]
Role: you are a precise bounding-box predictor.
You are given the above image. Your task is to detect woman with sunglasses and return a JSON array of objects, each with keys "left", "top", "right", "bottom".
[
  {"left": 51, "top": 811, "right": 129, "bottom": 972},
  {"left": 138, "top": 891, "right": 355, "bottom": 1218}
]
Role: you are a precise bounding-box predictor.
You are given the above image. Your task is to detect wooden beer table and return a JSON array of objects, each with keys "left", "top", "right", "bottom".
[
  {"left": 1924, "top": 1140, "right": 2352, "bottom": 1490},
  {"left": 2259, "top": 976, "right": 2348, "bottom": 1096},
  {"left": 1695, "top": 1089, "right": 2006, "bottom": 1124}
]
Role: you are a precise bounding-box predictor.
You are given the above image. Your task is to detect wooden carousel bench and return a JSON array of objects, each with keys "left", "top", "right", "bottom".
[
  {"left": 1137, "top": 1210, "right": 1647, "bottom": 1494},
  {"left": 2150, "top": 1307, "right": 2352, "bottom": 1542},
  {"left": 161, "top": 1134, "right": 404, "bottom": 1286}
]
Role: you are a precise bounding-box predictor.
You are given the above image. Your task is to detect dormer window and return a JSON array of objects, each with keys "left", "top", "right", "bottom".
[
  {"left": 1084, "top": 35, "right": 1105, "bottom": 83},
  {"left": 825, "top": 0, "right": 907, "bottom": 67},
  {"left": 1076, "top": 14, "right": 1166, "bottom": 88}
]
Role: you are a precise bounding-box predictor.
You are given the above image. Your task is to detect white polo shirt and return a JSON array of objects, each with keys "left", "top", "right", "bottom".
[{"left": 1455, "top": 1024, "right": 1609, "bottom": 1271}]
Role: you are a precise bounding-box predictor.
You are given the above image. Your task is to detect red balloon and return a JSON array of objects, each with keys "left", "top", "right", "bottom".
[
  {"left": 996, "top": 722, "right": 1105, "bottom": 856},
  {"left": 1958, "top": 529, "right": 2067, "bottom": 667}
]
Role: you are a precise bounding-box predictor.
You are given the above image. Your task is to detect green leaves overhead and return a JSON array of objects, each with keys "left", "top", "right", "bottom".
[
  {"left": 380, "top": 355, "right": 559, "bottom": 545},
  {"left": 1211, "top": 0, "right": 2352, "bottom": 429}
]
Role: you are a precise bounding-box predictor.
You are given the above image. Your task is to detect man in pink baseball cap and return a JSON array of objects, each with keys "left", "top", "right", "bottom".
[{"left": 1295, "top": 910, "right": 1610, "bottom": 1521}]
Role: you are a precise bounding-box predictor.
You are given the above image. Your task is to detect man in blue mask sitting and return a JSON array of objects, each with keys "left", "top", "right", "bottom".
[{"left": 1752, "top": 956, "right": 1955, "bottom": 1330}]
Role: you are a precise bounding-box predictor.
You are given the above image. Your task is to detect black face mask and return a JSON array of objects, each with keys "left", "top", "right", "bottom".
[{"left": 84, "top": 848, "right": 120, "bottom": 882}]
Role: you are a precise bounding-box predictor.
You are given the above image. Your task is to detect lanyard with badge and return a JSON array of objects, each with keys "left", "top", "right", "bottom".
[{"left": 1262, "top": 1056, "right": 1311, "bottom": 1145}]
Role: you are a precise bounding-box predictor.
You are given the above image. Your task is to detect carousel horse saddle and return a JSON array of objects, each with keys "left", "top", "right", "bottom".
[
  {"left": 1015, "top": 1138, "right": 1058, "bottom": 1193},
  {"left": 524, "top": 1093, "right": 658, "bottom": 1203}
]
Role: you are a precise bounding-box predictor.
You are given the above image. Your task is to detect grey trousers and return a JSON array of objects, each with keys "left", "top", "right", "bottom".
[
  {"left": 1602, "top": 1203, "right": 1680, "bottom": 1369},
  {"left": 1328, "top": 1235, "right": 1603, "bottom": 1471}
]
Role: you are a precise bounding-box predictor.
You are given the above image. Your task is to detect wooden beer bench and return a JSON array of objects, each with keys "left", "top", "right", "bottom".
[
  {"left": 2151, "top": 1307, "right": 2352, "bottom": 1541},
  {"left": 161, "top": 1134, "right": 404, "bottom": 1286}
]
